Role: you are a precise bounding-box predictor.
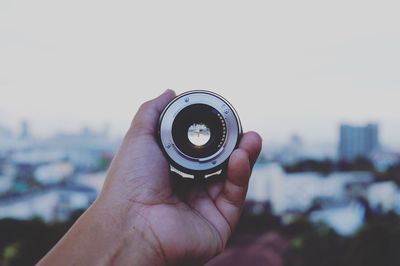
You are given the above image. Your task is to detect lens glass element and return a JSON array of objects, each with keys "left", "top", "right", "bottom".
[
  {"left": 172, "top": 104, "right": 226, "bottom": 158},
  {"left": 187, "top": 123, "right": 211, "bottom": 146}
]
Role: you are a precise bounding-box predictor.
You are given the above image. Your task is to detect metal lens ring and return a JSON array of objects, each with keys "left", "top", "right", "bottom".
[{"left": 158, "top": 90, "right": 242, "bottom": 177}]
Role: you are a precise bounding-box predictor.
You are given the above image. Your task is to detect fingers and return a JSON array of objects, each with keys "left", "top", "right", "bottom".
[
  {"left": 214, "top": 132, "right": 262, "bottom": 235},
  {"left": 214, "top": 149, "right": 250, "bottom": 234},
  {"left": 130, "top": 89, "right": 176, "bottom": 136},
  {"left": 238, "top": 131, "right": 262, "bottom": 167}
]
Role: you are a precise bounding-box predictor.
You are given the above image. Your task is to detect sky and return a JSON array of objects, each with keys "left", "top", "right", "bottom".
[{"left": 1, "top": 0, "right": 400, "bottom": 148}]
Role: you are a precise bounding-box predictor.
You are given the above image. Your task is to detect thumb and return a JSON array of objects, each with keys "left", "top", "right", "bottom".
[{"left": 129, "top": 89, "right": 176, "bottom": 136}]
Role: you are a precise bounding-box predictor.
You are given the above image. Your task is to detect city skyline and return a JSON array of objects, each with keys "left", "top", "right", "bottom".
[
  {"left": 0, "top": 118, "right": 398, "bottom": 152},
  {"left": 2, "top": 119, "right": 399, "bottom": 166}
]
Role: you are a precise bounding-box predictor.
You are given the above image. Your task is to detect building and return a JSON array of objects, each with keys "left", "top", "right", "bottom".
[
  {"left": 339, "top": 123, "right": 380, "bottom": 161},
  {"left": 20, "top": 120, "right": 30, "bottom": 139},
  {"left": 277, "top": 134, "right": 304, "bottom": 165},
  {"left": 310, "top": 202, "right": 365, "bottom": 236},
  {"left": 247, "top": 163, "right": 373, "bottom": 215},
  {"left": 367, "top": 181, "right": 398, "bottom": 213},
  {"left": 370, "top": 150, "right": 400, "bottom": 172},
  {"left": 0, "top": 185, "right": 97, "bottom": 222},
  {"left": 34, "top": 162, "right": 75, "bottom": 185}
]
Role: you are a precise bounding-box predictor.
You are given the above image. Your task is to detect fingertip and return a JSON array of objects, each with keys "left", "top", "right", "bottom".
[
  {"left": 238, "top": 131, "right": 263, "bottom": 166},
  {"left": 155, "top": 89, "right": 176, "bottom": 110},
  {"left": 163, "top": 88, "right": 176, "bottom": 98},
  {"left": 129, "top": 89, "right": 176, "bottom": 136},
  {"left": 245, "top": 131, "right": 263, "bottom": 150}
]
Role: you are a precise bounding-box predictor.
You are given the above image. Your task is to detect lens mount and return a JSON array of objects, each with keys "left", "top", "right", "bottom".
[{"left": 158, "top": 90, "right": 242, "bottom": 177}]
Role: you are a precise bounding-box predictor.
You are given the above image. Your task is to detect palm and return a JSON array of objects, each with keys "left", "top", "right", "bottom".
[
  {"left": 144, "top": 191, "right": 229, "bottom": 265},
  {"left": 102, "top": 90, "right": 261, "bottom": 264},
  {"left": 106, "top": 133, "right": 231, "bottom": 263}
]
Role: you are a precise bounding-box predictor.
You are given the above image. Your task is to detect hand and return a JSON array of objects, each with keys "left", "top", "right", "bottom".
[{"left": 38, "top": 90, "right": 262, "bottom": 266}]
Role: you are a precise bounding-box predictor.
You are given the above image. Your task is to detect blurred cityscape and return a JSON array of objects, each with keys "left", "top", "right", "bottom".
[
  {"left": 1, "top": 120, "right": 400, "bottom": 265},
  {"left": 0, "top": 121, "right": 118, "bottom": 222}
]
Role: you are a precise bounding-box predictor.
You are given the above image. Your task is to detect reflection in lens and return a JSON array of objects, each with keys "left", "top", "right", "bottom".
[{"left": 187, "top": 123, "right": 211, "bottom": 146}]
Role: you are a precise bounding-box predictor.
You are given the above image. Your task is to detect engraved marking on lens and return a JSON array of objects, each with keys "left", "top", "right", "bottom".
[
  {"left": 217, "top": 113, "right": 226, "bottom": 148},
  {"left": 187, "top": 123, "right": 211, "bottom": 146}
]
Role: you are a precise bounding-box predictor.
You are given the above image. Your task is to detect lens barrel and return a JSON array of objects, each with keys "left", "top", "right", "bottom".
[{"left": 158, "top": 90, "right": 242, "bottom": 178}]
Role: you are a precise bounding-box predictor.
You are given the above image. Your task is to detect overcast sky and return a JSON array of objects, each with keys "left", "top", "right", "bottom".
[{"left": 1, "top": 0, "right": 400, "bottom": 148}]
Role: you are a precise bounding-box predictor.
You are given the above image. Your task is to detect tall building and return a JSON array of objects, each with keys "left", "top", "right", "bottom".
[
  {"left": 339, "top": 123, "right": 379, "bottom": 161},
  {"left": 20, "top": 120, "right": 30, "bottom": 139}
]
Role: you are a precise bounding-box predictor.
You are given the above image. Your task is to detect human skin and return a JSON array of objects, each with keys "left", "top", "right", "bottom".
[{"left": 38, "top": 90, "right": 262, "bottom": 266}]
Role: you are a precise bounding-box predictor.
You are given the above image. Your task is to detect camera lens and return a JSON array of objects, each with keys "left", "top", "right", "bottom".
[
  {"left": 158, "top": 90, "right": 242, "bottom": 178},
  {"left": 172, "top": 104, "right": 227, "bottom": 158}
]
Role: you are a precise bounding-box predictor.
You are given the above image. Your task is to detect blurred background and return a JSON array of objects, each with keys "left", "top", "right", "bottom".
[{"left": 1, "top": 0, "right": 400, "bottom": 265}]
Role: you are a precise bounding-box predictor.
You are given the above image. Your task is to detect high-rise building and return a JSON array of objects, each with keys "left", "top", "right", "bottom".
[
  {"left": 20, "top": 120, "right": 30, "bottom": 139},
  {"left": 339, "top": 123, "right": 379, "bottom": 161}
]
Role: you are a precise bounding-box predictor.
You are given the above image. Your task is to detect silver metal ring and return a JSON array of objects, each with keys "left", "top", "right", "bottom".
[{"left": 158, "top": 90, "right": 242, "bottom": 177}]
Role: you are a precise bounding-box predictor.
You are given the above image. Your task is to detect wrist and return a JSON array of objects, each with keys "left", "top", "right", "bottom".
[
  {"left": 39, "top": 199, "right": 167, "bottom": 266},
  {"left": 91, "top": 198, "right": 168, "bottom": 266}
]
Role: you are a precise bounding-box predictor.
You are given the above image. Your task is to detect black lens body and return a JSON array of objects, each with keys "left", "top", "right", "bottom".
[{"left": 158, "top": 90, "right": 242, "bottom": 178}]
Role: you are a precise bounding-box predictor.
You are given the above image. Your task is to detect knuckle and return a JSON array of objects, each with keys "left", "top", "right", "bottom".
[{"left": 139, "top": 100, "right": 153, "bottom": 111}]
